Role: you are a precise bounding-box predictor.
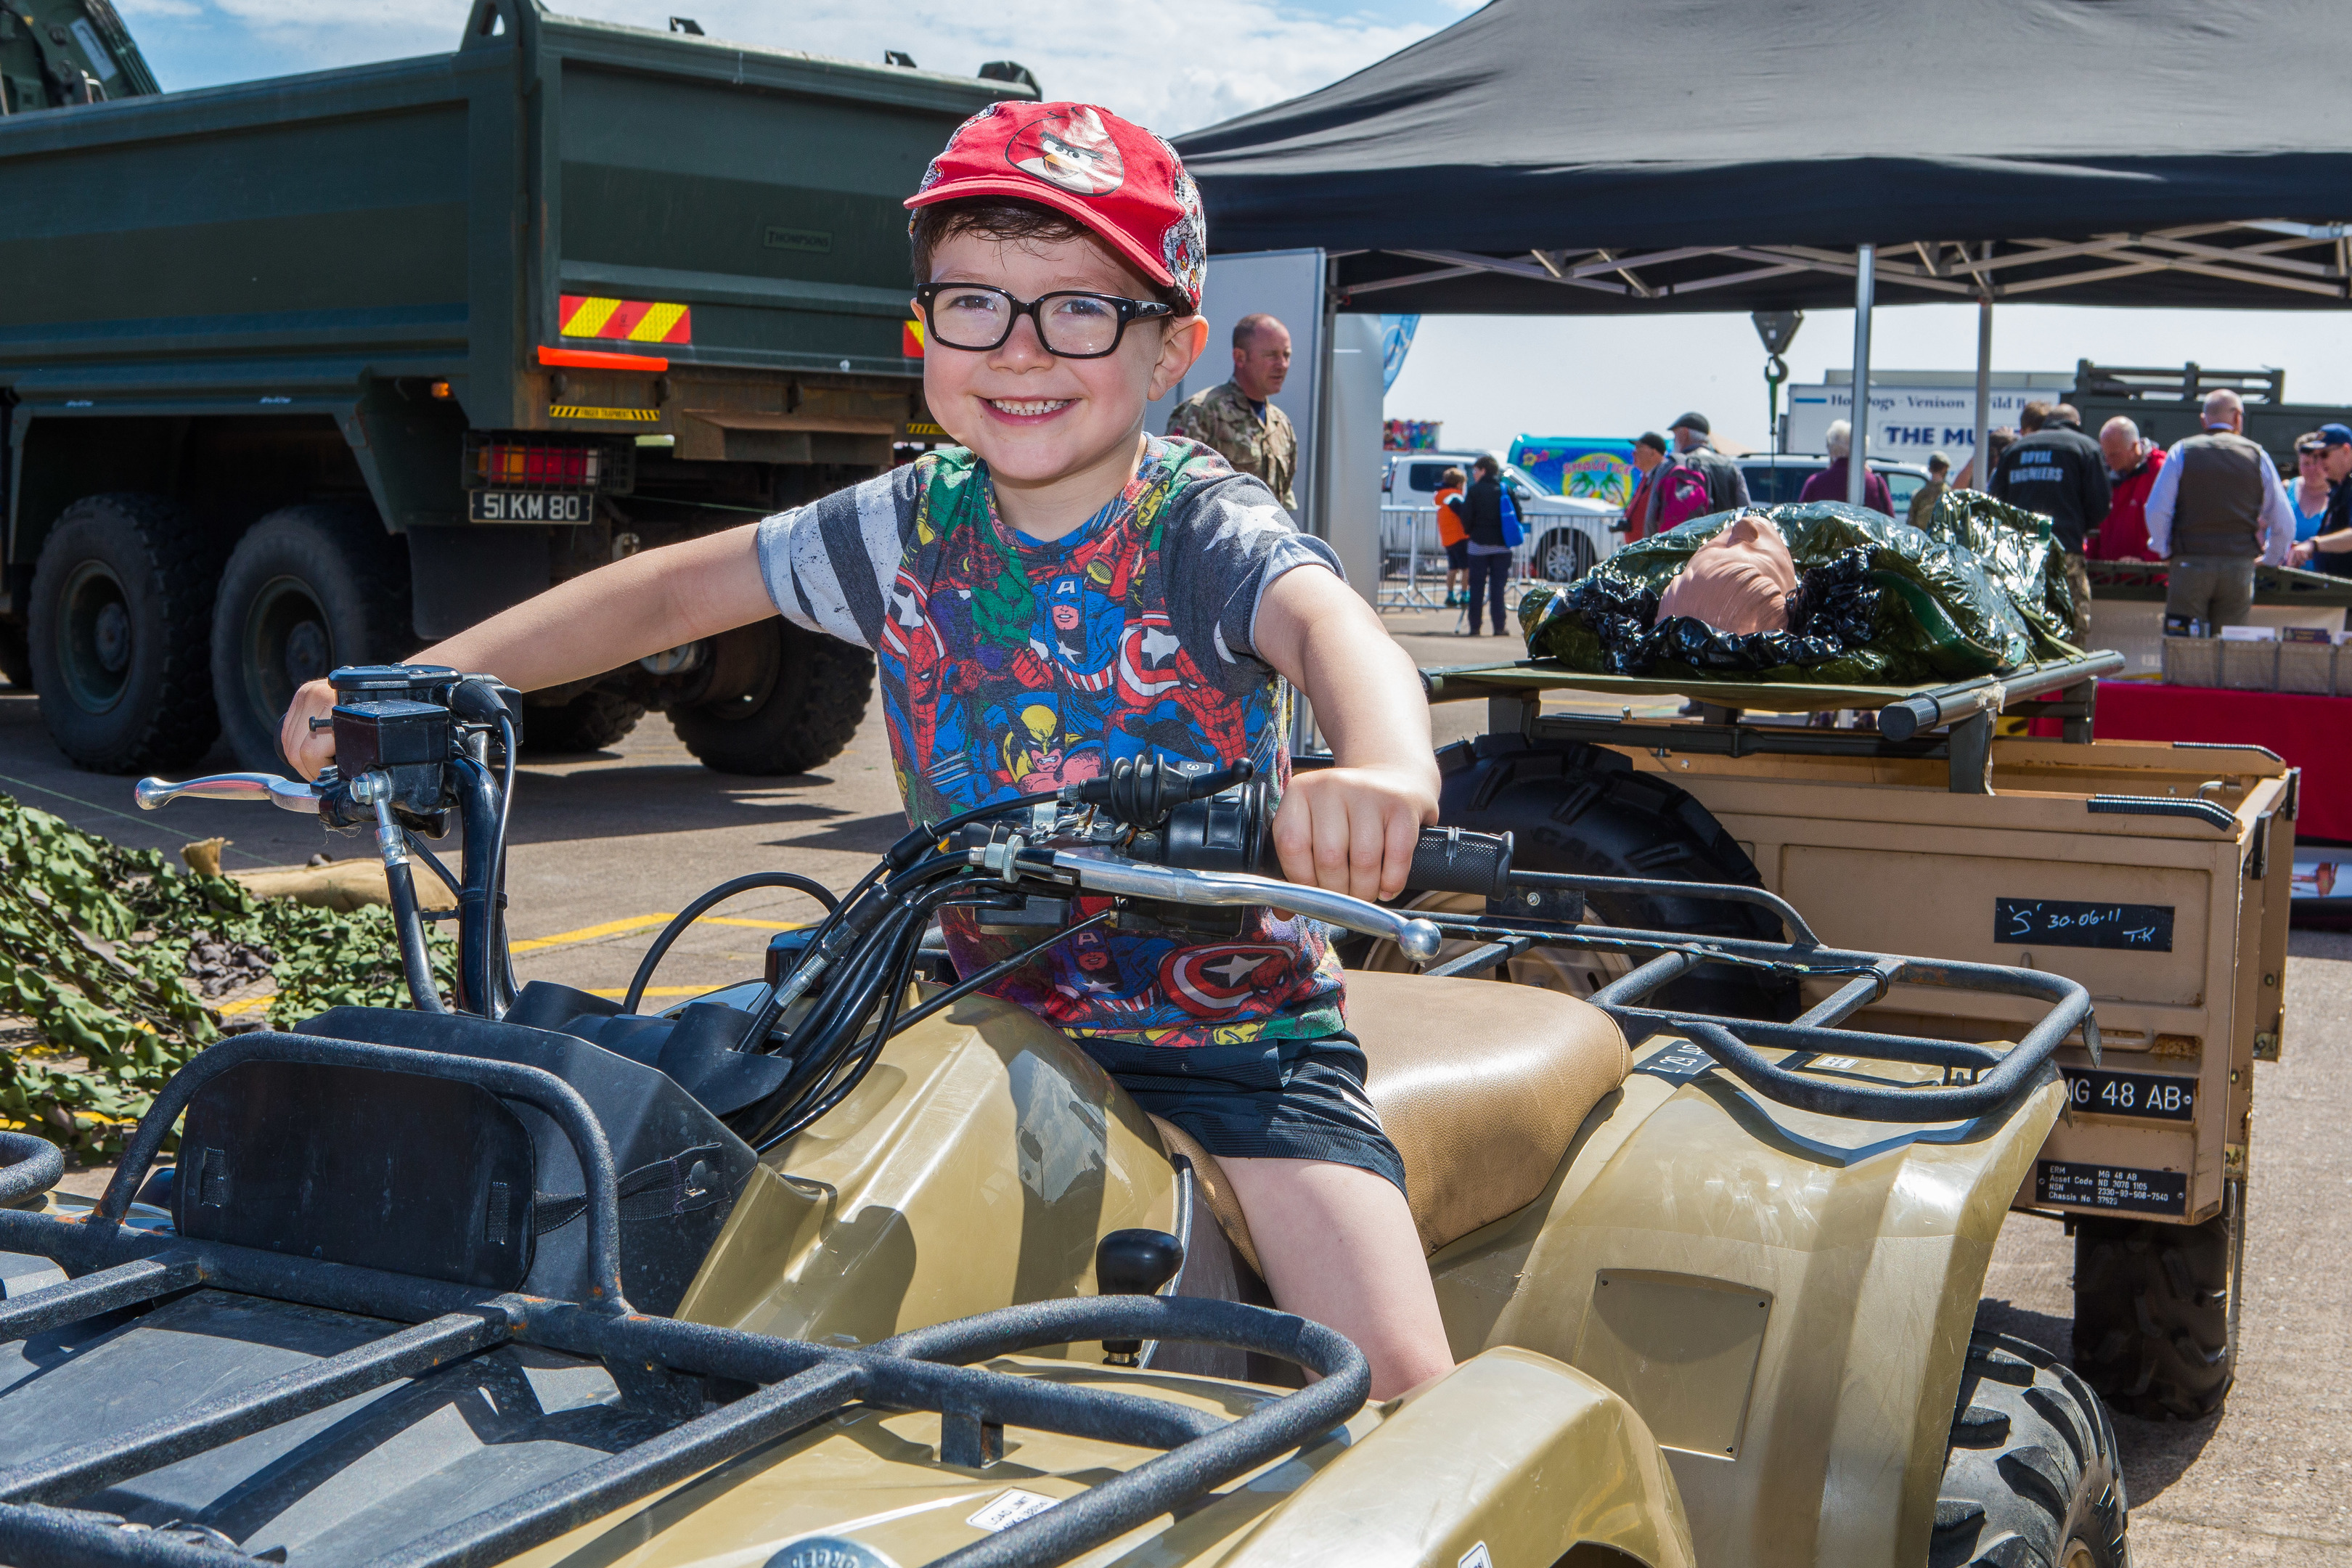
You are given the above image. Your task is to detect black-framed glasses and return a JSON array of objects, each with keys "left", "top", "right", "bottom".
[{"left": 914, "top": 283, "right": 1173, "bottom": 359}]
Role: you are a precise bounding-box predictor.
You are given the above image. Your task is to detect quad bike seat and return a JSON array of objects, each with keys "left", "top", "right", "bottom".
[{"left": 1153, "top": 970, "right": 1629, "bottom": 1277}]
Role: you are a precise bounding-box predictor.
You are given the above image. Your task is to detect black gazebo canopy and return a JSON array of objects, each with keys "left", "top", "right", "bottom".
[{"left": 1172, "top": 0, "right": 2352, "bottom": 315}]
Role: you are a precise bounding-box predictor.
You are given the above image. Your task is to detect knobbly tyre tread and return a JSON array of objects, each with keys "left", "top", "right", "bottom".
[
  {"left": 28, "top": 492, "right": 221, "bottom": 772},
  {"left": 211, "top": 503, "right": 414, "bottom": 772},
  {"left": 521, "top": 684, "right": 647, "bottom": 754},
  {"left": 671, "top": 618, "right": 873, "bottom": 777},
  {"left": 1429, "top": 732, "right": 1798, "bottom": 1017},
  {"left": 1932, "top": 1329, "right": 2130, "bottom": 1568},
  {"left": 2073, "top": 1190, "right": 2238, "bottom": 1418}
]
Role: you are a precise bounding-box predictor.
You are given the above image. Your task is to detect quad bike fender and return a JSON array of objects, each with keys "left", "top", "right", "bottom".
[
  {"left": 494, "top": 1350, "right": 1689, "bottom": 1568},
  {"left": 1213, "top": 1347, "right": 1694, "bottom": 1568},
  {"left": 674, "top": 995, "right": 1179, "bottom": 1347},
  {"left": 1429, "top": 1046, "right": 2067, "bottom": 1568}
]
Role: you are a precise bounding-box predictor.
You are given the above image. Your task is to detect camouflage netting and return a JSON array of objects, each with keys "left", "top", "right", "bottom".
[
  {"left": 0, "top": 794, "right": 455, "bottom": 1160},
  {"left": 1518, "top": 495, "right": 2083, "bottom": 685}
]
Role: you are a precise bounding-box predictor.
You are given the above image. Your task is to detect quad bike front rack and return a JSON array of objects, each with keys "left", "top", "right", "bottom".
[{"left": 0, "top": 1033, "right": 1369, "bottom": 1568}]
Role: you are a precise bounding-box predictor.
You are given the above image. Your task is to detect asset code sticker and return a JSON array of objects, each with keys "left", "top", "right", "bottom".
[
  {"left": 1994, "top": 897, "right": 2173, "bottom": 952},
  {"left": 1633, "top": 1040, "right": 1717, "bottom": 1084},
  {"left": 967, "top": 1490, "right": 1058, "bottom": 1532},
  {"left": 2035, "top": 1160, "right": 2189, "bottom": 1216},
  {"left": 2061, "top": 1067, "right": 2197, "bottom": 1122}
]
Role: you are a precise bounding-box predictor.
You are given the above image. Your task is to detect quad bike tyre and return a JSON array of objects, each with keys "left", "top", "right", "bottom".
[
  {"left": 671, "top": 618, "right": 873, "bottom": 776},
  {"left": 2072, "top": 1180, "right": 2242, "bottom": 1419},
  {"left": 1934, "top": 1330, "right": 2131, "bottom": 1568},
  {"left": 211, "top": 504, "right": 413, "bottom": 772},
  {"left": 1432, "top": 732, "right": 1798, "bottom": 1018},
  {"left": 28, "top": 492, "right": 220, "bottom": 772},
  {"left": 522, "top": 685, "right": 647, "bottom": 754}
]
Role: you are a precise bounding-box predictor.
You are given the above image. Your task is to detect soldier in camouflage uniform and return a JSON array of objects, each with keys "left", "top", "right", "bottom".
[{"left": 1166, "top": 312, "right": 1298, "bottom": 509}]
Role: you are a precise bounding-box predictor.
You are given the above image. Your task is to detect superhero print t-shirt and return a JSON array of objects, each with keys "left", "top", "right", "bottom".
[{"left": 756, "top": 437, "right": 1347, "bottom": 1047}]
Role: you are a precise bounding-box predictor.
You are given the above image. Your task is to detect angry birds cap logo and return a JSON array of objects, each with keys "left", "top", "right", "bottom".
[{"left": 1006, "top": 106, "right": 1126, "bottom": 196}]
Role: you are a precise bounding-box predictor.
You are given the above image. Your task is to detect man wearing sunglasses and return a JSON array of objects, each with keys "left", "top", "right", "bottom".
[{"left": 1164, "top": 314, "right": 1299, "bottom": 510}]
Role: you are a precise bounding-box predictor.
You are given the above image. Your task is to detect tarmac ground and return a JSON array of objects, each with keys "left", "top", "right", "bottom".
[{"left": 0, "top": 603, "right": 2343, "bottom": 1562}]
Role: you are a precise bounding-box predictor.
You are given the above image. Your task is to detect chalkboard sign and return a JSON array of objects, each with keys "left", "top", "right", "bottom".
[{"left": 1993, "top": 897, "right": 2173, "bottom": 952}]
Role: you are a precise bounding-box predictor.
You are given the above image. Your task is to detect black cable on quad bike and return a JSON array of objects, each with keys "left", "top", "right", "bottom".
[
  {"left": 621, "top": 871, "right": 842, "bottom": 1014},
  {"left": 886, "top": 907, "right": 1116, "bottom": 1038},
  {"left": 736, "top": 863, "right": 997, "bottom": 1147},
  {"left": 404, "top": 833, "right": 462, "bottom": 900}
]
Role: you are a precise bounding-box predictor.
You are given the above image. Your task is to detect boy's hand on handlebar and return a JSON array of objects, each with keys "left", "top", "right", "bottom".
[
  {"left": 280, "top": 679, "right": 339, "bottom": 780},
  {"left": 1270, "top": 765, "right": 1439, "bottom": 905}
]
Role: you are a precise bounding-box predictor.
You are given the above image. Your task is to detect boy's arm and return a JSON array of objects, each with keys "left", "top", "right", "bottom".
[
  {"left": 278, "top": 524, "right": 773, "bottom": 778},
  {"left": 1250, "top": 565, "right": 1440, "bottom": 905}
]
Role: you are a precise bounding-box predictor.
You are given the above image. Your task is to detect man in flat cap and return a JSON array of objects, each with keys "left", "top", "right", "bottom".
[{"left": 1669, "top": 412, "right": 1750, "bottom": 514}]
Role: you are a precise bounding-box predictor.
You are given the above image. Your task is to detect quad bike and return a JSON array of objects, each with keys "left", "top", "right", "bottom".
[{"left": 0, "top": 664, "right": 2131, "bottom": 1567}]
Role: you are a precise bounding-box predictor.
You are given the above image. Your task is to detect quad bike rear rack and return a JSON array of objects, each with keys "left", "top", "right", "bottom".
[
  {"left": 1419, "top": 650, "right": 2127, "bottom": 793},
  {"left": 0, "top": 1034, "right": 1370, "bottom": 1568}
]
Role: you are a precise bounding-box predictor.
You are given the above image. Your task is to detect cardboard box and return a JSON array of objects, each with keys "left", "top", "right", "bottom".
[
  {"left": 2163, "top": 635, "right": 2223, "bottom": 688},
  {"left": 2220, "top": 637, "right": 2281, "bottom": 690},
  {"left": 2278, "top": 640, "right": 2337, "bottom": 694}
]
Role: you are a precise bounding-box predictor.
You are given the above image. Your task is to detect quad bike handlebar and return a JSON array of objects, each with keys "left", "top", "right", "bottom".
[{"left": 134, "top": 665, "right": 2088, "bottom": 1139}]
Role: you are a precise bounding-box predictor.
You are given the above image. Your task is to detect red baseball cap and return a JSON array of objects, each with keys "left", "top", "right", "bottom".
[{"left": 906, "top": 101, "right": 1206, "bottom": 312}]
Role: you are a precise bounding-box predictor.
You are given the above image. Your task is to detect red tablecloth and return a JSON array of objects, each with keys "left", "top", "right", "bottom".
[{"left": 2072, "top": 682, "right": 2352, "bottom": 843}]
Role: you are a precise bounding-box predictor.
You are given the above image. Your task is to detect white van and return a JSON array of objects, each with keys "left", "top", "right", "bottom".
[{"left": 1381, "top": 452, "right": 1622, "bottom": 582}]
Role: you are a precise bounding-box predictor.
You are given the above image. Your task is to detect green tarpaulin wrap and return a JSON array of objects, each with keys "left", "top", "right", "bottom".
[{"left": 1519, "top": 497, "right": 2081, "bottom": 685}]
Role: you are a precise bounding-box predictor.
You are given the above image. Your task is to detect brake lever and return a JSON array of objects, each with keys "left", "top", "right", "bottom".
[
  {"left": 134, "top": 772, "right": 324, "bottom": 815},
  {"left": 1047, "top": 851, "right": 1443, "bottom": 961}
]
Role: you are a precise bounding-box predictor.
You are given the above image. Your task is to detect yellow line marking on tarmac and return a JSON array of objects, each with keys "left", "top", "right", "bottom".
[
  {"left": 584, "top": 986, "right": 719, "bottom": 1000},
  {"left": 510, "top": 912, "right": 808, "bottom": 955},
  {"left": 511, "top": 914, "right": 676, "bottom": 952},
  {"left": 217, "top": 997, "right": 274, "bottom": 1016}
]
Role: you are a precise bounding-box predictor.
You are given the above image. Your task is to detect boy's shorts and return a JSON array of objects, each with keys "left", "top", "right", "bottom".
[
  {"left": 1444, "top": 541, "right": 1470, "bottom": 571},
  {"left": 1077, "top": 1032, "right": 1408, "bottom": 1197}
]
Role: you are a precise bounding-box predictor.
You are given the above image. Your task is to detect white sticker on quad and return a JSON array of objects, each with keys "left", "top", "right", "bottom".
[
  {"left": 968, "top": 1488, "right": 1058, "bottom": 1531},
  {"left": 1459, "top": 1545, "right": 1495, "bottom": 1568}
]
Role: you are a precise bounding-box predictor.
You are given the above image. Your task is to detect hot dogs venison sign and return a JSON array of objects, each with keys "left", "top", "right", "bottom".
[{"left": 1993, "top": 897, "right": 2173, "bottom": 952}]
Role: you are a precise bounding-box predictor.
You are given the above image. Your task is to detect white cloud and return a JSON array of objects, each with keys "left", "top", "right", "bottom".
[{"left": 113, "top": 0, "right": 1435, "bottom": 134}]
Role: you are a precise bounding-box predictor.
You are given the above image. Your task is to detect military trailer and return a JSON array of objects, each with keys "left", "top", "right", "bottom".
[
  {"left": 1408, "top": 652, "right": 2289, "bottom": 1422},
  {"left": 0, "top": 0, "right": 1029, "bottom": 773}
]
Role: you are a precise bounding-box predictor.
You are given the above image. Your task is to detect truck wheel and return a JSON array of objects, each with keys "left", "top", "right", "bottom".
[
  {"left": 669, "top": 618, "right": 873, "bottom": 776},
  {"left": 211, "top": 505, "right": 412, "bottom": 771},
  {"left": 1537, "top": 528, "right": 1596, "bottom": 582},
  {"left": 0, "top": 618, "right": 29, "bottom": 689},
  {"left": 522, "top": 686, "right": 647, "bottom": 754},
  {"left": 27, "top": 493, "right": 220, "bottom": 772},
  {"left": 1432, "top": 732, "right": 1798, "bottom": 1018},
  {"left": 1932, "top": 1331, "right": 2130, "bottom": 1568},
  {"left": 2072, "top": 1180, "right": 2241, "bottom": 1419}
]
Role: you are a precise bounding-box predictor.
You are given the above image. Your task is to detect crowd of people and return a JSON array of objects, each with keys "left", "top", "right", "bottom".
[
  {"left": 1602, "top": 391, "right": 2352, "bottom": 640},
  {"left": 1974, "top": 391, "right": 2352, "bottom": 634}
]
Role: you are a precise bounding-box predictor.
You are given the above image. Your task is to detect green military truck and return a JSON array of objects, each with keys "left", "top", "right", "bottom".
[{"left": 1, "top": 0, "right": 1030, "bottom": 772}]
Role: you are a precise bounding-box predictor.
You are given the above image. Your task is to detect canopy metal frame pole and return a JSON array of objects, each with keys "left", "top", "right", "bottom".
[
  {"left": 1847, "top": 243, "right": 1874, "bottom": 506},
  {"left": 1973, "top": 280, "right": 1993, "bottom": 489}
]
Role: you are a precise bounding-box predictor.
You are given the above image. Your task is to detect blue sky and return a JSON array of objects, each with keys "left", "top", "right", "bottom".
[{"left": 110, "top": 0, "right": 2352, "bottom": 456}]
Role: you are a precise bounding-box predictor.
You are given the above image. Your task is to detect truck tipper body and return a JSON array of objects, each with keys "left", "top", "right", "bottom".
[{"left": 1, "top": 0, "right": 1027, "bottom": 772}]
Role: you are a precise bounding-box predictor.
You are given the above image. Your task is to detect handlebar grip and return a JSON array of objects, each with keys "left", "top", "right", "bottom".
[{"left": 1404, "top": 827, "right": 1514, "bottom": 898}]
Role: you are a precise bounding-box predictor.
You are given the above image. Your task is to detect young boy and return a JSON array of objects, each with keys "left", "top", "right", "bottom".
[{"left": 281, "top": 101, "right": 1454, "bottom": 1399}]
